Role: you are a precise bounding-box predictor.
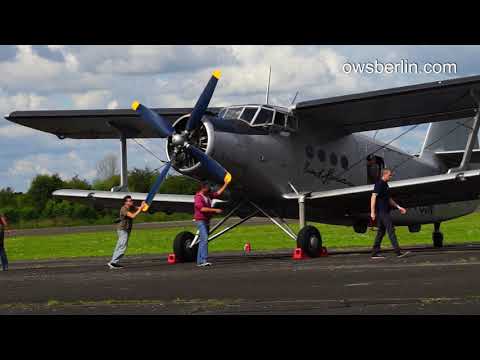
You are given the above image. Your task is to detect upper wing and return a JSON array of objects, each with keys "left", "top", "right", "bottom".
[
  {"left": 53, "top": 189, "right": 226, "bottom": 213},
  {"left": 5, "top": 107, "right": 221, "bottom": 139},
  {"left": 293, "top": 75, "right": 480, "bottom": 133},
  {"left": 283, "top": 169, "right": 480, "bottom": 215}
]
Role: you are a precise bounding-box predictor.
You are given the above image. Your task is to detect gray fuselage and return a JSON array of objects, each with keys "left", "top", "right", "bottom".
[{"left": 186, "top": 113, "right": 479, "bottom": 227}]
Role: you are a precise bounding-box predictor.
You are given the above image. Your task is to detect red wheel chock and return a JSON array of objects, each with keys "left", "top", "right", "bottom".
[
  {"left": 167, "top": 253, "right": 177, "bottom": 264},
  {"left": 244, "top": 242, "right": 252, "bottom": 253},
  {"left": 293, "top": 247, "right": 328, "bottom": 260}
]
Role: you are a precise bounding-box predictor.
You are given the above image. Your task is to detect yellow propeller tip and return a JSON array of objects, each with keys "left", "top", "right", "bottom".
[
  {"left": 212, "top": 70, "right": 221, "bottom": 79},
  {"left": 142, "top": 204, "right": 150, "bottom": 212},
  {"left": 224, "top": 172, "right": 232, "bottom": 184},
  {"left": 131, "top": 101, "right": 140, "bottom": 111}
]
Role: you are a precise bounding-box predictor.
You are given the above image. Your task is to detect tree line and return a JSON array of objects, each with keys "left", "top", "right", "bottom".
[{"left": 0, "top": 165, "right": 199, "bottom": 229}]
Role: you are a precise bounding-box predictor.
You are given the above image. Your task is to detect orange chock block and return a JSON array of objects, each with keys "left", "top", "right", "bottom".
[
  {"left": 167, "top": 253, "right": 177, "bottom": 264},
  {"left": 320, "top": 247, "right": 328, "bottom": 257},
  {"left": 244, "top": 242, "right": 252, "bottom": 253},
  {"left": 293, "top": 248, "right": 308, "bottom": 260}
]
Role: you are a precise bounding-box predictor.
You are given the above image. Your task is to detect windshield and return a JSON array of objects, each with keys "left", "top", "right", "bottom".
[
  {"left": 240, "top": 107, "right": 258, "bottom": 122},
  {"left": 252, "top": 108, "right": 273, "bottom": 126},
  {"left": 224, "top": 107, "right": 243, "bottom": 119}
]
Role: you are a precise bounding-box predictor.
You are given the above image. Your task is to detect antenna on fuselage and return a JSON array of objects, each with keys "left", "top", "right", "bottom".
[
  {"left": 291, "top": 91, "right": 299, "bottom": 105},
  {"left": 265, "top": 65, "right": 271, "bottom": 105}
]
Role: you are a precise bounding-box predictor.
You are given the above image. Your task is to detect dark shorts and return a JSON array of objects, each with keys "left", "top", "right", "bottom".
[{"left": 0, "top": 230, "right": 4, "bottom": 247}]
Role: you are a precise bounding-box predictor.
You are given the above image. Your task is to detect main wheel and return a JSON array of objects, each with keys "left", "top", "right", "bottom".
[
  {"left": 433, "top": 232, "right": 444, "bottom": 248},
  {"left": 297, "top": 225, "right": 322, "bottom": 258},
  {"left": 173, "top": 231, "right": 198, "bottom": 262}
]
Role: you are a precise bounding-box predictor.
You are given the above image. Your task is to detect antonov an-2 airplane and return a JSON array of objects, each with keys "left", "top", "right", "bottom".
[{"left": 6, "top": 71, "right": 480, "bottom": 261}]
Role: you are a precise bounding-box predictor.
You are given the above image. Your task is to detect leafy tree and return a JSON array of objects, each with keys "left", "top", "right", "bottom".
[
  {"left": 128, "top": 167, "right": 158, "bottom": 193},
  {"left": 0, "top": 187, "right": 17, "bottom": 207},
  {"left": 27, "top": 174, "right": 64, "bottom": 211},
  {"left": 64, "top": 175, "right": 92, "bottom": 190},
  {"left": 93, "top": 175, "right": 121, "bottom": 191},
  {"left": 159, "top": 175, "right": 199, "bottom": 195}
]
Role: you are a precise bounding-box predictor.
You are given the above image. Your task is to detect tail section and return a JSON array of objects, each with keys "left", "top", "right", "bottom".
[{"left": 420, "top": 118, "right": 480, "bottom": 169}]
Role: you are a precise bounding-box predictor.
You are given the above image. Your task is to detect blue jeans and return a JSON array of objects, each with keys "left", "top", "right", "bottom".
[
  {"left": 196, "top": 221, "right": 210, "bottom": 265},
  {"left": 0, "top": 231, "right": 7, "bottom": 271},
  {"left": 111, "top": 230, "right": 130, "bottom": 264}
]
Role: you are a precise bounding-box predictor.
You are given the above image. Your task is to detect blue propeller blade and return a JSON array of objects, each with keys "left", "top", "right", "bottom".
[
  {"left": 185, "top": 144, "right": 231, "bottom": 185},
  {"left": 132, "top": 101, "right": 174, "bottom": 138},
  {"left": 143, "top": 162, "right": 172, "bottom": 212},
  {"left": 186, "top": 70, "right": 221, "bottom": 132}
]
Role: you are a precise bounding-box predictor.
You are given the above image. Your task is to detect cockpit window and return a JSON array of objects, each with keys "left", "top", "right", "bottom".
[
  {"left": 273, "top": 111, "right": 286, "bottom": 126},
  {"left": 252, "top": 108, "right": 274, "bottom": 126},
  {"left": 217, "top": 108, "right": 227, "bottom": 118},
  {"left": 224, "top": 107, "right": 243, "bottom": 120},
  {"left": 240, "top": 107, "right": 258, "bottom": 122}
]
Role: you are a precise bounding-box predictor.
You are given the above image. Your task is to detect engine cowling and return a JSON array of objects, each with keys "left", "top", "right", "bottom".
[{"left": 166, "top": 114, "right": 215, "bottom": 176}]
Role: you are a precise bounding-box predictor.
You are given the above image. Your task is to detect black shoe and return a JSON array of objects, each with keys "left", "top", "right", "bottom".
[
  {"left": 397, "top": 251, "right": 411, "bottom": 258},
  {"left": 108, "top": 262, "right": 123, "bottom": 269},
  {"left": 371, "top": 254, "right": 385, "bottom": 259}
]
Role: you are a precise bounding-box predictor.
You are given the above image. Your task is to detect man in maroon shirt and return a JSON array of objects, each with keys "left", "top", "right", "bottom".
[{"left": 194, "top": 180, "right": 229, "bottom": 266}]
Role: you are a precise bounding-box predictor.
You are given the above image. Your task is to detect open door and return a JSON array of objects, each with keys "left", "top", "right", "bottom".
[{"left": 366, "top": 155, "right": 385, "bottom": 184}]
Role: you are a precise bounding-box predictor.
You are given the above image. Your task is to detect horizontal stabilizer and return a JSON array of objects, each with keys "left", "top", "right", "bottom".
[{"left": 433, "top": 149, "right": 480, "bottom": 168}]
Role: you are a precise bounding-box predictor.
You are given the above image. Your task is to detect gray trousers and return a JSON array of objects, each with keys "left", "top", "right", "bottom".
[
  {"left": 111, "top": 229, "right": 130, "bottom": 264},
  {"left": 372, "top": 212, "right": 401, "bottom": 255}
]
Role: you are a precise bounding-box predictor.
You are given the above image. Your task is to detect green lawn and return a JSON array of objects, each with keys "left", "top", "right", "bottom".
[{"left": 5, "top": 212, "right": 480, "bottom": 261}]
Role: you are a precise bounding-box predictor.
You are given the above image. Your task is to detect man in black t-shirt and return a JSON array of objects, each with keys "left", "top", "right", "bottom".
[{"left": 370, "top": 168, "right": 410, "bottom": 259}]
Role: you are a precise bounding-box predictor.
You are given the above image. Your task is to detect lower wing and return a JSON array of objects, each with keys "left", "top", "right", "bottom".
[
  {"left": 53, "top": 189, "right": 226, "bottom": 214},
  {"left": 283, "top": 170, "right": 480, "bottom": 215}
]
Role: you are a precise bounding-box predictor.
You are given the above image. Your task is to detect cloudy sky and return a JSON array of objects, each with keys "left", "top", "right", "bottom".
[{"left": 1, "top": 45, "right": 479, "bottom": 192}]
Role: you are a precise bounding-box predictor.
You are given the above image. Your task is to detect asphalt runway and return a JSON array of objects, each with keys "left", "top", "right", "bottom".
[{"left": 2, "top": 244, "right": 480, "bottom": 314}]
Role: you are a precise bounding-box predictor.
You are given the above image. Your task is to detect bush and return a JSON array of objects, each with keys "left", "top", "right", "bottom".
[
  {"left": 0, "top": 207, "right": 20, "bottom": 224},
  {"left": 18, "top": 206, "right": 38, "bottom": 221}
]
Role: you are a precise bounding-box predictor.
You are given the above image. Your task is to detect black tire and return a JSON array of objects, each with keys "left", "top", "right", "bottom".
[
  {"left": 173, "top": 231, "right": 198, "bottom": 262},
  {"left": 433, "top": 232, "right": 444, "bottom": 248},
  {"left": 297, "top": 225, "right": 322, "bottom": 258}
]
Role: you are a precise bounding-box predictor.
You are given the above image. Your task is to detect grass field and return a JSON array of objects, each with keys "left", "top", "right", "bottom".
[{"left": 5, "top": 212, "right": 480, "bottom": 261}]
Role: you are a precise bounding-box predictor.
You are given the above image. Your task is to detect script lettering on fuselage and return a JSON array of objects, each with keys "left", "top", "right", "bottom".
[{"left": 304, "top": 160, "right": 355, "bottom": 187}]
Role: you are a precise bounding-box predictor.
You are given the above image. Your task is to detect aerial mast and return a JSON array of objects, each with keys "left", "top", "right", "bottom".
[{"left": 265, "top": 65, "right": 271, "bottom": 105}]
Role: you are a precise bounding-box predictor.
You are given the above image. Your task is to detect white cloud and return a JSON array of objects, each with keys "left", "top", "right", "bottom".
[
  {"left": 107, "top": 100, "right": 119, "bottom": 109},
  {"left": 1, "top": 45, "right": 480, "bottom": 192},
  {"left": 8, "top": 151, "right": 97, "bottom": 180},
  {"left": 71, "top": 90, "right": 112, "bottom": 109}
]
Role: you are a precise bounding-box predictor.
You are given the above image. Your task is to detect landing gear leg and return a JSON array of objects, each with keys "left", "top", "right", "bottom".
[
  {"left": 433, "top": 222, "right": 443, "bottom": 248},
  {"left": 296, "top": 193, "right": 322, "bottom": 257}
]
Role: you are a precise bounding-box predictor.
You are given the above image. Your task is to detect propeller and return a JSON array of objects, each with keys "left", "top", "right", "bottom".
[
  {"left": 132, "top": 101, "right": 174, "bottom": 138},
  {"left": 132, "top": 70, "right": 231, "bottom": 212},
  {"left": 186, "top": 70, "right": 221, "bottom": 132},
  {"left": 185, "top": 144, "right": 231, "bottom": 184},
  {"left": 142, "top": 162, "right": 172, "bottom": 212}
]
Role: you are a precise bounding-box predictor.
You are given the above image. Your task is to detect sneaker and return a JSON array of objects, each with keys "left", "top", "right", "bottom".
[
  {"left": 397, "top": 251, "right": 411, "bottom": 258},
  {"left": 371, "top": 254, "right": 385, "bottom": 259},
  {"left": 197, "top": 262, "right": 212, "bottom": 267},
  {"left": 108, "top": 262, "right": 123, "bottom": 269}
]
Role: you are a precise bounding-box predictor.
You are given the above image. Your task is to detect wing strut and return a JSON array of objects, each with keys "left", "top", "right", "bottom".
[
  {"left": 107, "top": 123, "right": 130, "bottom": 192},
  {"left": 448, "top": 89, "right": 480, "bottom": 173}
]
